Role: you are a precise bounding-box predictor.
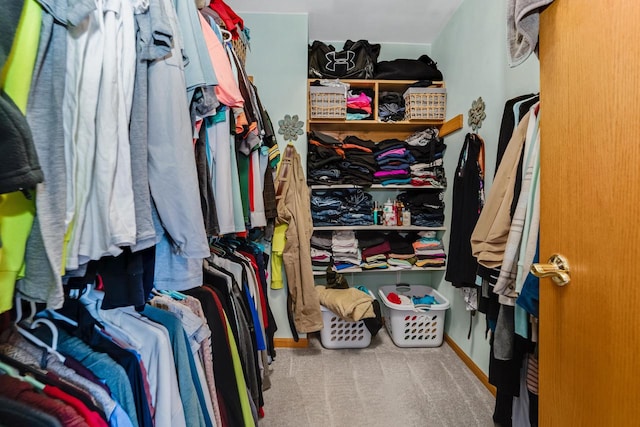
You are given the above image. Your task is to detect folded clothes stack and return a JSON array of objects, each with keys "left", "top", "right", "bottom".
[
  {"left": 373, "top": 139, "right": 415, "bottom": 185},
  {"left": 397, "top": 190, "right": 445, "bottom": 227},
  {"left": 307, "top": 131, "right": 377, "bottom": 186},
  {"left": 339, "top": 136, "right": 377, "bottom": 186},
  {"left": 307, "top": 131, "right": 344, "bottom": 185},
  {"left": 346, "top": 89, "right": 374, "bottom": 121},
  {"left": 412, "top": 231, "right": 446, "bottom": 268},
  {"left": 332, "top": 230, "right": 361, "bottom": 269},
  {"left": 378, "top": 91, "right": 405, "bottom": 122},
  {"left": 386, "top": 231, "right": 417, "bottom": 269},
  {"left": 311, "top": 231, "right": 333, "bottom": 272},
  {"left": 308, "top": 127, "right": 448, "bottom": 188},
  {"left": 405, "top": 128, "right": 447, "bottom": 188}
]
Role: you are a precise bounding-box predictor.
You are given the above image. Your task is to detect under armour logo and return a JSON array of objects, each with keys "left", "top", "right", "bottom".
[{"left": 325, "top": 51, "right": 356, "bottom": 72}]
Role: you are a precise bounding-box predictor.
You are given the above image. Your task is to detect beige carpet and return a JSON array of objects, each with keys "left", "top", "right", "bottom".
[{"left": 260, "top": 331, "right": 495, "bottom": 427}]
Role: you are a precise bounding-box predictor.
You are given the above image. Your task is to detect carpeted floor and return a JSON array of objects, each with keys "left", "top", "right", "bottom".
[{"left": 260, "top": 331, "right": 495, "bottom": 427}]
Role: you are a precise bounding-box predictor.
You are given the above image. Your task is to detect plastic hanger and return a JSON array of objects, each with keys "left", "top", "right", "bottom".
[
  {"left": 41, "top": 309, "right": 78, "bottom": 328},
  {"left": 0, "top": 360, "right": 46, "bottom": 390},
  {"left": 14, "top": 300, "right": 65, "bottom": 363},
  {"left": 14, "top": 297, "right": 64, "bottom": 362},
  {"left": 209, "top": 236, "right": 228, "bottom": 257},
  {"left": 219, "top": 28, "right": 232, "bottom": 43}
]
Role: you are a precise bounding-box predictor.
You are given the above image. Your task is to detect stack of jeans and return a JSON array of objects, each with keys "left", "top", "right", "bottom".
[
  {"left": 311, "top": 188, "right": 373, "bottom": 226},
  {"left": 405, "top": 128, "right": 447, "bottom": 188},
  {"left": 398, "top": 190, "right": 445, "bottom": 227},
  {"left": 373, "top": 139, "right": 415, "bottom": 185}
]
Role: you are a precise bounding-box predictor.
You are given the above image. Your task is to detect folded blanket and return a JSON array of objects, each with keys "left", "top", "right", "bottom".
[{"left": 316, "top": 285, "right": 376, "bottom": 322}]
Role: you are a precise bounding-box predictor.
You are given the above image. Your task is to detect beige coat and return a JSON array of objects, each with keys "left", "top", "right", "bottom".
[
  {"left": 471, "top": 111, "right": 531, "bottom": 268},
  {"left": 275, "top": 145, "right": 323, "bottom": 333}
]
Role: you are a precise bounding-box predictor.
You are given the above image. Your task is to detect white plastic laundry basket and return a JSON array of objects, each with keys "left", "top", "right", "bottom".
[
  {"left": 378, "top": 284, "right": 450, "bottom": 348},
  {"left": 319, "top": 289, "right": 375, "bottom": 349}
]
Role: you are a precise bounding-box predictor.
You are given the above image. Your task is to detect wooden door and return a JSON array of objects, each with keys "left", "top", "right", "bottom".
[{"left": 539, "top": 1, "right": 640, "bottom": 424}]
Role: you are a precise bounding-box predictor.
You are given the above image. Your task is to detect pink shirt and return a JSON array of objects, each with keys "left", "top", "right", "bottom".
[{"left": 198, "top": 13, "right": 244, "bottom": 108}]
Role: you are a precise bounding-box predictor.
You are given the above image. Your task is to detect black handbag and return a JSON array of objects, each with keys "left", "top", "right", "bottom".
[
  {"left": 374, "top": 54, "right": 443, "bottom": 80},
  {"left": 308, "top": 40, "right": 381, "bottom": 80}
]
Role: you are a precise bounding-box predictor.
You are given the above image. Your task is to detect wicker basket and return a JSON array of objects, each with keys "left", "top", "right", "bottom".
[
  {"left": 309, "top": 85, "right": 347, "bottom": 119},
  {"left": 232, "top": 38, "right": 247, "bottom": 68},
  {"left": 403, "top": 84, "right": 447, "bottom": 120}
]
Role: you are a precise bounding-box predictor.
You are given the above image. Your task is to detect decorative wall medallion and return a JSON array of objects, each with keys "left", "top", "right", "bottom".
[
  {"left": 468, "top": 97, "right": 486, "bottom": 132},
  {"left": 278, "top": 114, "right": 304, "bottom": 141}
]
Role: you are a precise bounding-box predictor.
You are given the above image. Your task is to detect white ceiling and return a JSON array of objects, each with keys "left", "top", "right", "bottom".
[{"left": 227, "top": 0, "right": 464, "bottom": 44}]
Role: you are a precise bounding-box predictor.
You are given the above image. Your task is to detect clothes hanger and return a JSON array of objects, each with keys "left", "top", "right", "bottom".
[
  {"left": 16, "top": 324, "right": 66, "bottom": 363},
  {"left": 219, "top": 28, "right": 232, "bottom": 43},
  {"left": 41, "top": 309, "right": 79, "bottom": 327},
  {"left": 14, "top": 297, "right": 65, "bottom": 363},
  {"left": 512, "top": 93, "right": 539, "bottom": 127},
  {"left": 209, "top": 236, "right": 229, "bottom": 256},
  {"left": 0, "top": 360, "right": 46, "bottom": 390}
]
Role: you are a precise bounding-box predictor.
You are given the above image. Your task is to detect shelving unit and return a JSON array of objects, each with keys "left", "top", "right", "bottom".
[
  {"left": 307, "top": 78, "right": 463, "bottom": 140},
  {"left": 308, "top": 78, "right": 460, "bottom": 278}
]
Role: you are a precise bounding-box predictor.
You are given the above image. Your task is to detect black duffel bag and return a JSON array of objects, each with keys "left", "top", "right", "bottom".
[
  {"left": 308, "top": 40, "right": 381, "bottom": 80},
  {"left": 374, "top": 54, "right": 443, "bottom": 80}
]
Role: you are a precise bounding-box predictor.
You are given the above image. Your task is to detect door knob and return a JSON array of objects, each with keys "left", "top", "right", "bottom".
[{"left": 530, "top": 254, "right": 571, "bottom": 286}]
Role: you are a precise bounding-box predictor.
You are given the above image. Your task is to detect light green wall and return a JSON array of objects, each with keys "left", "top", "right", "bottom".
[
  {"left": 243, "top": 13, "right": 309, "bottom": 338},
  {"left": 431, "top": 0, "right": 540, "bottom": 374}
]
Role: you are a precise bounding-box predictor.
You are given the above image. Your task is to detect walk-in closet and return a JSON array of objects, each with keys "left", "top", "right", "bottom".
[{"left": 2, "top": 0, "right": 638, "bottom": 426}]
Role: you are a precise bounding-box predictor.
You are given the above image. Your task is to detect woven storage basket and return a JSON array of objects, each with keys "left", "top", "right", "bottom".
[
  {"left": 231, "top": 38, "right": 246, "bottom": 68},
  {"left": 319, "top": 289, "right": 375, "bottom": 349},
  {"left": 378, "top": 284, "right": 450, "bottom": 348},
  {"left": 309, "top": 85, "right": 347, "bottom": 119},
  {"left": 403, "top": 84, "right": 447, "bottom": 120}
]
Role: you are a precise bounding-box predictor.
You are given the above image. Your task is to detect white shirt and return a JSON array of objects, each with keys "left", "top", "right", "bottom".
[
  {"left": 99, "top": 307, "right": 187, "bottom": 427},
  {"left": 63, "top": 0, "right": 105, "bottom": 270}
]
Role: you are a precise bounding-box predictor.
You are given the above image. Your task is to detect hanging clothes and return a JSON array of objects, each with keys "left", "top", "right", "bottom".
[
  {"left": 1, "top": 1, "right": 278, "bottom": 425},
  {"left": 471, "top": 111, "right": 531, "bottom": 268},
  {"left": 274, "top": 145, "right": 323, "bottom": 335},
  {"left": 446, "top": 133, "right": 485, "bottom": 288}
]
